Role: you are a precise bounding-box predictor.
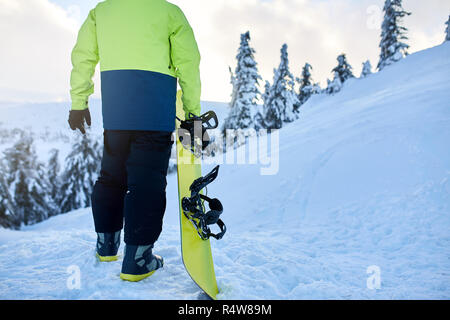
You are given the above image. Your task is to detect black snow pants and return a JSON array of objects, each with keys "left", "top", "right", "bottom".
[{"left": 91, "top": 130, "right": 173, "bottom": 245}]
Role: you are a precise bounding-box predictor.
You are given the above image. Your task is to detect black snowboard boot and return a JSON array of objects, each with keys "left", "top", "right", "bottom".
[
  {"left": 120, "top": 245, "right": 164, "bottom": 282},
  {"left": 96, "top": 231, "right": 121, "bottom": 262}
]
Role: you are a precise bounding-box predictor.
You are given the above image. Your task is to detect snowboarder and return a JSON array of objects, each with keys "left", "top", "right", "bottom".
[{"left": 68, "top": 0, "right": 201, "bottom": 282}]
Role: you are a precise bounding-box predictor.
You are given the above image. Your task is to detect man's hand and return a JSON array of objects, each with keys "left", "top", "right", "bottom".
[{"left": 68, "top": 109, "right": 91, "bottom": 134}]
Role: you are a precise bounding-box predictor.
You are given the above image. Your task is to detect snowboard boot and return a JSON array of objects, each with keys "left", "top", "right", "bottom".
[
  {"left": 96, "top": 231, "right": 121, "bottom": 262},
  {"left": 120, "top": 245, "right": 164, "bottom": 282}
]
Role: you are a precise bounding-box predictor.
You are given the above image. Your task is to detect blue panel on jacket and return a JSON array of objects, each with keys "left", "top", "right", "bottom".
[{"left": 101, "top": 70, "right": 177, "bottom": 132}]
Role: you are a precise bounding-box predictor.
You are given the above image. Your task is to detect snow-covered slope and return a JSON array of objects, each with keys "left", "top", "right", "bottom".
[{"left": 1, "top": 43, "right": 449, "bottom": 299}]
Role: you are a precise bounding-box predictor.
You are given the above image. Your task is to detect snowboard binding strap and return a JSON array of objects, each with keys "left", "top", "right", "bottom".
[
  {"left": 182, "top": 165, "right": 226, "bottom": 240},
  {"left": 176, "top": 111, "right": 219, "bottom": 158}
]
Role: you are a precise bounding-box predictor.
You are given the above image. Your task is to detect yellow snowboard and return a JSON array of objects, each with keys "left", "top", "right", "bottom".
[{"left": 175, "top": 91, "right": 219, "bottom": 300}]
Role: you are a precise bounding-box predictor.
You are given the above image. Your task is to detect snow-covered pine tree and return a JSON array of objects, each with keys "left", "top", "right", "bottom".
[
  {"left": 377, "top": 0, "right": 411, "bottom": 71},
  {"left": 2, "top": 132, "right": 51, "bottom": 228},
  {"left": 262, "top": 80, "right": 271, "bottom": 103},
  {"left": 325, "top": 71, "right": 343, "bottom": 95},
  {"left": 13, "top": 171, "right": 43, "bottom": 226},
  {"left": 297, "top": 63, "right": 314, "bottom": 105},
  {"left": 445, "top": 15, "right": 450, "bottom": 42},
  {"left": 263, "top": 44, "right": 300, "bottom": 129},
  {"left": 263, "top": 74, "right": 282, "bottom": 129},
  {"left": 310, "top": 83, "right": 322, "bottom": 95},
  {"left": 222, "top": 69, "right": 241, "bottom": 134},
  {"left": 332, "top": 54, "right": 355, "bottom": 84},
  {"left": 222, "top": 31, "right": 262, "bottom": 132},
  {"left": 223, "top": 66, "right": 239, "bottom": 132},
  {"left": 228, "top": 66, "right": 238, "bottom": 111},
  {"left": 221, "top": 101, "right": 239, "bottom": 134},
  {"left": 360, "top": 60, "right": 373, "bottom": 78},
  {"left": 254, "top": 80, "right": 271, "bottom": 130},
  {"left": 47, "top": 149, "right": 61, "bottom": 216},
  {"left": 0, "top": 161, "right": 14, "bottom": 228},
  {"left": 60, "top": 131, "right": 101, "bottom": 214},
  {"left": 325, "top": 54, "right": 353, "bottom": 95}
]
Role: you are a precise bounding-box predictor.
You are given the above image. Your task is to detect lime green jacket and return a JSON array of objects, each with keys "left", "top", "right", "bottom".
[{"left": 70, "top": 0, "right": 201, "bottom": 131}]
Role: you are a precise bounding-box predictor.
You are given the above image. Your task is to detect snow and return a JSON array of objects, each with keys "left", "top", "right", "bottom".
[
  {"left": 223, "top": 31, "right": 262, "bottom": 130},
  {"left": 1, "top": 43, "right": 450, "bottom": 299}
]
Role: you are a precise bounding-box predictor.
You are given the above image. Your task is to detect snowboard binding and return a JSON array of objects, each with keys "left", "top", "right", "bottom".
[
  {"left": 177, "top": 111, "right": 219, "bottom": 158},
  {"left": 182, "top": 165, "right": 226, "bottom": 240}
]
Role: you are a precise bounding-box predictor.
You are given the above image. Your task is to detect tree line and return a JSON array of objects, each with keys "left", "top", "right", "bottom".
[
  {"left": 223, "top": 1, "right": 450, "bottom": 132},
  {"left": 0, "top": 130, "right": 101, "bottom": 229}
]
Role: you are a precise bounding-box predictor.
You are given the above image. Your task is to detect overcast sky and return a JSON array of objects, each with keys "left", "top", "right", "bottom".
[{"left": 0, "top": 0, "right": 449, "bottom": 104}]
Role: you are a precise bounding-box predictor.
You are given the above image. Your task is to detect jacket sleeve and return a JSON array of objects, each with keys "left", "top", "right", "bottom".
[
  {"left": 70, "top": 9, "right": 99, "bottom": 110},
  {"left": 169, "top": 7, "right": 201, "bottom": 117}
]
